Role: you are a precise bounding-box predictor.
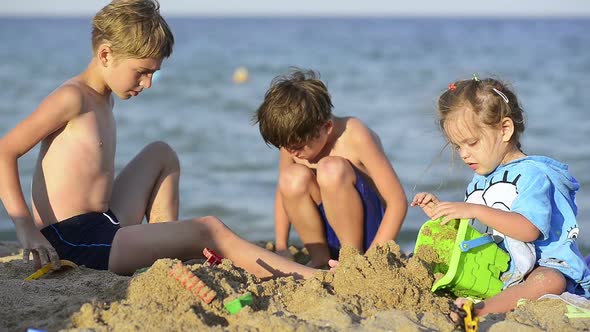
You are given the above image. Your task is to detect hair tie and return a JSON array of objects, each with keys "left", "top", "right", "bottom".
[
  {"left": 448, "top": 83, "right": 457, "bottom": 91},
  {"left": 472, "top": 73, "right": 479, "bottom": 82},
  {"left": 492, "top": 88, "right": 509, "bottom": 104}
]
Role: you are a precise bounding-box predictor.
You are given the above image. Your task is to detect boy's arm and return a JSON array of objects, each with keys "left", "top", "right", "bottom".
[
  {"left": 351, "top": 120, "right": 407, "bottom": 249},
  {"left": 0, "top": 85, "right": 83, "bottom": 267},
  {"left": 273, "top": 149, "right": 295, "bottom": 253},
  {"left": 273, "top": 186, "right": 290, "bottom": 251}
]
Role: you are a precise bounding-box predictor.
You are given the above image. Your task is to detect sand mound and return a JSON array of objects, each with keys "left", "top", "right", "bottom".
[
  {"left": 70, "top": 242, "right": 456, "bottom": 331},
  {"left": 2, "top": 240, "right": 587, "bottom": 331}
]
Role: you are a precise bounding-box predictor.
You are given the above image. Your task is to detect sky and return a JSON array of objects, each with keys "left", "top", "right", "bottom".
[{"left": 1, "top": 0, "right": 590, "bottom": 17}]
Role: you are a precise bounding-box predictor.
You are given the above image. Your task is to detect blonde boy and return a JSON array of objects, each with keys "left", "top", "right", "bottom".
[
  {"left": 255, "top": 69, "right": 408, "bottom": 267},
  {"left": 0, "top": 0, "right": 315, "bottom": 279}
]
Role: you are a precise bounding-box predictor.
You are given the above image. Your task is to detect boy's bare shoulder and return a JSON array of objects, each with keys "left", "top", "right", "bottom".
[
  {"left": 342, "top": 116, "right": 368, "bottom": 129},
  {"left": 341, "top": 116, "right": 381, "bottom": 145},
  {"left": 41, "top": 81, "right": 87, "bottom": 118}
]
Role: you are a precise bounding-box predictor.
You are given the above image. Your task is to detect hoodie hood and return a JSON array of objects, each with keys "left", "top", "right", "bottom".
[{"left": 522, "top": 155, "right": 579, "bottom": 212}]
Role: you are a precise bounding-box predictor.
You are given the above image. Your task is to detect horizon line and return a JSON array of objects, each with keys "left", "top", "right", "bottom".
[{"left": 1, "top": 13, "right": 590, "bottom": 19}]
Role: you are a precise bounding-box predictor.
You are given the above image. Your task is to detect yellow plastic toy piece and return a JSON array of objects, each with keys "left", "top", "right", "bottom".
[
  {"left": 462, "top": 300, "right": 479, "bottom": 332},
  {"left": 24, "top": 260, "right": 78, "bottom": 281}
]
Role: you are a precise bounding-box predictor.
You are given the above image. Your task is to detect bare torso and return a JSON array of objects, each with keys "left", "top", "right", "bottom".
[{"left": 32, "top": 78, "right": 116, "bottom": 228}]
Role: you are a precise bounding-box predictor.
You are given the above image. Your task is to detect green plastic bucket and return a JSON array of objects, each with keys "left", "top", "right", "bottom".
[{"left": 414, "top": 218, "right": 510, "bottom": 299}]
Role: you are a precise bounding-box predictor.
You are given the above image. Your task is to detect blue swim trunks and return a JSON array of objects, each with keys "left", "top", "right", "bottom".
[
  {"left": 40, "top": 210, "right": 120, "bottom": 270},
  {"left": 318, "top": 167, "right": 384, "bottom": 259}
]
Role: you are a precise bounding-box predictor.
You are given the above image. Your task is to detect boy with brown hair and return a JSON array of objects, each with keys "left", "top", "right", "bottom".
[
  {"left": 255, "top": 69, "right": 408, "bottom": 268},
  {"left": 0, "top": 0, "right": 315, "bottom": 279}
]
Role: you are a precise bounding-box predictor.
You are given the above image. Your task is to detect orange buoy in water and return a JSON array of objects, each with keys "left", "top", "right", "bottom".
[{"left": 232, "top": 67, "right": 249, "bottom": 84}]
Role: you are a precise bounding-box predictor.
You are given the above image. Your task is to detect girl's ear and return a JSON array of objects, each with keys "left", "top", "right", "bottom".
[
  {"left": 97, "top": 44, "right": 113, "bottom": 67},
  {"left": 500, "top": 117, "right": 515, "bottom": 142}
]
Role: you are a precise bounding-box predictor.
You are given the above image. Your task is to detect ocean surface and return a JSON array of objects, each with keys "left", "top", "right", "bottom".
[{"left": 0, "top": 17, "right": 589, "bottom": 252}]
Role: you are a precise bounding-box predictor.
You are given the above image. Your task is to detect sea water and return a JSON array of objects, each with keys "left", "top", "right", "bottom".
[{"left": 0, "top": 17, "right": 589, "bottom": 251}]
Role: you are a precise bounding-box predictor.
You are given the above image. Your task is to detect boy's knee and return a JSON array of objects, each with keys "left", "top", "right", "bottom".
[
  {"left": 317, "top": 157, "right": 354, "bottom": 189},
  {"left": 108, "top": 229, "right": 137, "bottom": 275},
  {"left": 145, "top": 141, "right": 180, "bottom": 170},
  {"left": 279, "top": 164, "right": 315, "bottom": 197},
  {"left": 189, "top": 215, "right": 229, "bottom": 236}
]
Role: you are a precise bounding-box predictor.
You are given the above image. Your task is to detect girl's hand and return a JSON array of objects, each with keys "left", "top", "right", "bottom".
[
  {"left": 431, "top": 202, "right": 477, "bottom": 225},
  {"left": 411, "top": 192, "right": 440, "bottom": 219}
]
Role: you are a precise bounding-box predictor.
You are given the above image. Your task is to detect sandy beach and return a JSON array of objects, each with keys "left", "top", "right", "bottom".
[{"left": 1, "top": 240, "right": 589, "bottom": 332}]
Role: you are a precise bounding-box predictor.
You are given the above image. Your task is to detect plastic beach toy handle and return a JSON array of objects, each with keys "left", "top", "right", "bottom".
[{"left": 459, "top": 235, "right": 494, "bottom": 252}]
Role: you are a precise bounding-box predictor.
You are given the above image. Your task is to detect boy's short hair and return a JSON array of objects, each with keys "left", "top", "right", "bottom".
[
  {"left": 92, "top": 0, "right": 174, "bottom": 59},
  {"left": 255, "top": 69, "right": 333, "bottom": 149}
]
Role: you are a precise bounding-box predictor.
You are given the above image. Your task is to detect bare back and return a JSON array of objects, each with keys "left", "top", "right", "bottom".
[{"left": 32, "top": 78, "right": 116, "bottom": 228}]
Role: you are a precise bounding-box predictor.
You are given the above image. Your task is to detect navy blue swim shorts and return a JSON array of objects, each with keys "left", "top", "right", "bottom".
[
  {"left": 40, "top": 210, "right": 120, "bottom": 270},
  {"left": 317, "top": 167, "right": 384, "bottom": 259}
]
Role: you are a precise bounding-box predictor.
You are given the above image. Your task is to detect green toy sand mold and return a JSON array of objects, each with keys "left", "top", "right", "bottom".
[{"left": 414, "top": 218, "right": 510, "bottom": 299}]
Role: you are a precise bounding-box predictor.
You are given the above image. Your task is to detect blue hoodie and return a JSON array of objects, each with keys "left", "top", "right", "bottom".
[{"left": 465, "top": 155, "right": 590, "bottom": 297}]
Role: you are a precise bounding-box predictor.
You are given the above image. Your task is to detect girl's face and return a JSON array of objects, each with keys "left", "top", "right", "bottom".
[{"left": 444, "top": 109, "right": 516, "bottom": 176}]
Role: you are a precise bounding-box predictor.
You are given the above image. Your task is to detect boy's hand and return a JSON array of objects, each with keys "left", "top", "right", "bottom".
[
  {"left": 16, "top": 221, "right": 60, "bottom": 270},
  {"left": 411, "top": 192, "right": 440, "bottom": 219},
  {"left": 430, "top": 202, "right": 477, "bottom": 225}
]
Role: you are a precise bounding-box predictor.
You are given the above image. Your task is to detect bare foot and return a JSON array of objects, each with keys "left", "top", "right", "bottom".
[
  {"left": 305, "top": 260, "right": 330, "bottom": 269},
  {"left": 450, "top": 298, "right": 468, "bottom": 322},
  {"left": 328, "top": 259, "right": 339, "bottom": 271}
]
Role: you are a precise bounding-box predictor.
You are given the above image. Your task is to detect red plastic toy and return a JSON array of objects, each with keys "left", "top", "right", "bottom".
[
  {"left": 169, "top": 262, "right": 217, "bottom": 304},
  {"left": 203, "top": 247, "right": 223, "bottom": 266}
]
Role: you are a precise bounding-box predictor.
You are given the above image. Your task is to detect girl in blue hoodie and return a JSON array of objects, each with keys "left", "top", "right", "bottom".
[{"left": 411, "top": 75, "right": 590, "bottom": 317}]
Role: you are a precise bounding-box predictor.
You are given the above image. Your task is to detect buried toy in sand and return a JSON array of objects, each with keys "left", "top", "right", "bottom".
[
  {"left": 24, "top": 259, "right": 78, "bottom": 281},
  {"left": 169, "top": 261, "right": 218, "bottom": 304},
  {"left": 169, "top": 249, "right": 255, "bottom": 314}
]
